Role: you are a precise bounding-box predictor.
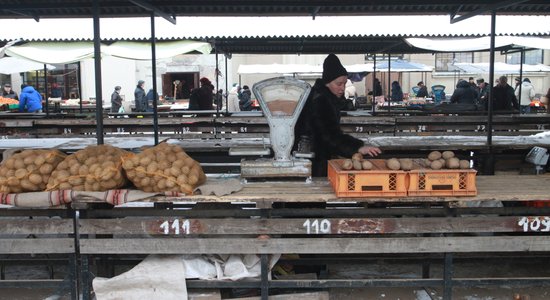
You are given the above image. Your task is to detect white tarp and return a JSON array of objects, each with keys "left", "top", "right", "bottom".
[
  {"left": 0, "top": 56, "right": 56, "bottom": 74},
  {"left": 104, "top": 40, "right": 212, "bottom": 60},
  {"left": 4, "top": 42, "right": 94, "bottom": 64},
  {"left": 1, "top": 40, "right": 212, "bottom": 64},
  {"left": 237, "top": 63, "right": 322, "bottom": 74},
  {"left": 93, "top": 254, "right": 280, "bottom": 300},
  {"left": 453, "top": 62, "right": 550, "bottom": 75},
  {"left": 238, "top": 61, "right": 432, "bottom": 74},
  {"left": 93, "top": 255, "right": 188, "bottom": 300},
  {"left": 406, "top": 36, "right": 550, "bottom": 52}
]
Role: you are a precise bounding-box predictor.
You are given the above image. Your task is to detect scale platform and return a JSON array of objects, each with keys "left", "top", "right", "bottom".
[{"left": 241, "top": 158, "right": 311, "bottom": 178}]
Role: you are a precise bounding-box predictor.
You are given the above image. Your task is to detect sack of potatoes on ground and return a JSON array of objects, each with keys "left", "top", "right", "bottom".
[
  {"left": 0, "top": 149, "right": 67, "bottom": 193},
  {"left": 121, "top": 142, "right": 206, "bottom": 194},
  {"left": 47, "top": 144, "right": 129, "bottom": 191}
]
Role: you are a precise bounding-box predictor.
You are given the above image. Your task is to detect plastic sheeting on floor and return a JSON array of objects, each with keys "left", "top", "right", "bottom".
[{"left": 93, "top": 254, "right": 280, "bottom": 300}]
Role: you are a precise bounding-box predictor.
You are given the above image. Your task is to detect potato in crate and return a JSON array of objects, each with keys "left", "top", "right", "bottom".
[{"left": 327, "top": 159, "right": 407, "bottom": 198}]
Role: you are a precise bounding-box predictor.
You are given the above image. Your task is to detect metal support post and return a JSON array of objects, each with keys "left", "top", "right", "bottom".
[
  {"left": 72, "top": 209, "right": 82, "bottom": 299},
  {"left": 443, "top": 253, "right": 453, "bottom": 300},
  {"left": 485, "top": 10, "right": 497, "bottom": 175},
  {"left": 422, "top": 260, "right": 430, "bottom": 279},
  {"left": 372, "top": 54, "right": 376, "bottom": 115},
  {"left": 82, "top": 255, "right": 90, "bottom": 300},
  {"left": 68, "top": 254, "right": 78, "bottom": 300},
  {"left": 260, "top": 254, "right": 269, "bottom": 300},
  {"left": 150, "top": 12, "right": 159, "bottom": 145},
  {"left": 92, "top": 0, "right": 104, "bottom": 145}
]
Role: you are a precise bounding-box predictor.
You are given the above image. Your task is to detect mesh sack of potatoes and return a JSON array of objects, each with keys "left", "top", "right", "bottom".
[
  {"left": 121, "top": 142, "right": 206, "bottom": 194},
  {"left": 0, "top": 149, "right": 67, "bottom": 193},
  {"left": 46, "top": 144, "right": 129, "bottom": 191}
]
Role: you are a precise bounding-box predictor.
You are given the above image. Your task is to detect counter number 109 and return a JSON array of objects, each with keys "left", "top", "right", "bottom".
[{"left": 517, "top": 216, "right": 550, "bottom": 232}]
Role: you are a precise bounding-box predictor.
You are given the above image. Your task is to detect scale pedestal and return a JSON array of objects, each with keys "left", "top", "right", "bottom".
[{"left": 240, "top": 77, "right": 312, "bottom": 180}]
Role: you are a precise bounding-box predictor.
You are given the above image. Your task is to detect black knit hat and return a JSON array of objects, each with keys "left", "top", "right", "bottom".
[{"left": 322, "top": 54, "right": 347, "bottom": 83}]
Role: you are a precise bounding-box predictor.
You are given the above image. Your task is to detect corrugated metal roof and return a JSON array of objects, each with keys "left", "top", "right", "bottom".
[
  {"left": 1, "top": 15, "right": 548, "bottom": 41},
  {"left": 1, "top": 16, "right": 548, "bottom": 54},
  {"left": 1, "top": 1, "right": 550, "bottom": 19}
]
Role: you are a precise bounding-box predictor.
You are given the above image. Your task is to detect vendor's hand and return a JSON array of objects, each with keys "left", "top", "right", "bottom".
[{"left": 358, "top": 146, "right": 382, "bottom": 157}]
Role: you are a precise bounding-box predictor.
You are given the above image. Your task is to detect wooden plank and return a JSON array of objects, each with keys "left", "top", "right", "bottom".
[
  {"left": 74, "top": 175, "right": 550, "bottom": 204},
  {"left": 78, "top": 216, "right": 550, "bottom": 235},
  {"left": 188, "top": 289, "right": 222, "bottom": 300},
  {"left": 0, "top": 238, "right": 74, "bottom": 254},
  {"left": 0, "top": 219, "right": 73, "bottom": 235},
  {"left": 0, "top": 120, "right": 34, "bottom": 127},
  {"left": 225, "top": 291, "right": 329, "bottom": 300},
  {"left": 79, "top": 236, "right": 550, "bottom": 254}
]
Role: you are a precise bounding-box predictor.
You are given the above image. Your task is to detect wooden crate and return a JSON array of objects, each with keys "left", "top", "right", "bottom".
[
  {"left": 408, "top": 168, "right": 477, "bottom": 196},
  {"left": 327, "top": 159, "right": 408, "bottom": 198}
]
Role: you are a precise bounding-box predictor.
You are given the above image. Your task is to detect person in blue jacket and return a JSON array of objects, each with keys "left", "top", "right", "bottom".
[{"left": 18, "top": 85, "right": 43, "bottom": 113}]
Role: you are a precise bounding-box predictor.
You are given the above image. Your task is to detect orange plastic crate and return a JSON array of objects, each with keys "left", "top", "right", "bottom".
[
  {"left": 408, "top": 168, "right": 477, "bottom": 196},
  {"left": 327, "top": 159, "right": 408, "bottom": 198}
]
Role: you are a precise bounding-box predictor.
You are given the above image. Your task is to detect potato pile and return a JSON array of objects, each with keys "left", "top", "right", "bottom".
[
  {"left": 46, "top": 145, "right": 129, "bottom": 191},
  {"left": 424, "top": 151, "right": 470, "bottom": 170},
  {"left": 121, "top": 142, "right": 206, "bottom": 194},
  {"left": 0, "top": 149, "right": 66, "bottom": 193},
  {"left": 385, "top": 158, "right": 414, "bottom": 171},
  {"left": 341, "top": 153, "right": 373, "bottom": 171},
  {"left": 338, "top": 151, "right": 471, "bottom": 172}
]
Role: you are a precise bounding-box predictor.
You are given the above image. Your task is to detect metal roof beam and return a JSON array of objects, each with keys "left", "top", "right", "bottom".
[
  {"left": 128, "top": 0, "right": 176, "bottom": 24},
  {"left": 450, "top": 0, "right": 529, "bottom": 24},
  {"left": 2, "top": 9, "right": 40, "bottom": 21}
]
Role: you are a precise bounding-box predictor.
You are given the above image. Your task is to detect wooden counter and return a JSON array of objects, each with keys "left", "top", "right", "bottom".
[{"left": 73, "top": 175, "right": 550, "bottom": 206}]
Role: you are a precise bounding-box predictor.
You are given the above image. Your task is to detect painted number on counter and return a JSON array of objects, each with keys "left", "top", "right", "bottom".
[
  {"left": 303, "top": 219, "right": 331, "bottom": 234},
  {"left": 160, "top": 219, "right": 191, "bottom": 235},
  {"left": 517, "top": 217, "right": 550, "bottom": 232}
]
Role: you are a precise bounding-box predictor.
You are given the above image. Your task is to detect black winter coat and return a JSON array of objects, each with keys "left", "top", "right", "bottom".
[
  {"left": 416, "top": 86, "right": 428, "bottom": 98},
  {"left": 134, "top": 86, "right": 147, "bottom": 112},
  {"left": 451, "top": 80, "right": 478, "bottom": 105},
  {"left": 295, "top": 79, "right": 364, "bottom": 177},
  {"left": 111, "top": 91, "right": 122, "bottom": 113},
  {"left": 239, "top": 89, "right": 253, "bottom": 111},
  {"left": 490, "top": 84, "right": 519, "bottom": 112},
  {"left": 198, "top": 84, "right": 214, "bottom": 110}
]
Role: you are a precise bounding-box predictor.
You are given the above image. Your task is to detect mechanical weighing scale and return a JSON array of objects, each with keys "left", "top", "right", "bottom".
[
  {"left": 525, "top": 146, "right": 549, "bottom": 174},
  {"left": 240, "top": 77, "right": 312, "bottom": 179}
]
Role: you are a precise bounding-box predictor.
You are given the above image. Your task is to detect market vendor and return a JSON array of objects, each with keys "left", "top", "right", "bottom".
[
  {"left": 2, "top": 83, "right": 18, "bottom": 100},
  {"left": 18, "top": 84, "right": 43, "bottom": 113},
  {"left": 295, "top": 53, "right": 381, "bottom": 177}
]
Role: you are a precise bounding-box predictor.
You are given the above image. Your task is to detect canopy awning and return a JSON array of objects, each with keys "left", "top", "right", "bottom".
[
  {"left": 104, "top": 40, "right": 212, "bottom": 60},
  {"left": 0, "top": 56, "right": 56, "bottom": 74},
  {"left": 405, "top": 36, "right": 550, "bottom": 52},
  {"left": 373, "top": 60, "right": 433, "bottom": 72},
  {"left": 0, "top": 40, "right": 212, "bottom": 64},
  {"left": 452, "top": 62, "right": 550, "bottom": 75},
  {"left": 237, "top": 64, "right": 322, "bottom": 74},
  {"left": 238, "top": 60, "right": 432, "bottom": 75}
]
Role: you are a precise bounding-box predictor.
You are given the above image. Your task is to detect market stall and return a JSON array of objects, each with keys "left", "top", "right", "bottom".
[{"left": 1, "top": 2, "right": 550, "bottom": 300}]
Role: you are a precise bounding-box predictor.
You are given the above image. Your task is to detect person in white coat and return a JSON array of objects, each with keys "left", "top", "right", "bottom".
[
  {"left": 344, "top": 79, "right": 357, "bottom": 100},
  {"left": 515, "top": 78, "right": 536, "bottom": 114},
  {"left": 227, "top": 85, "right": 241, "bottom": 113}
]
